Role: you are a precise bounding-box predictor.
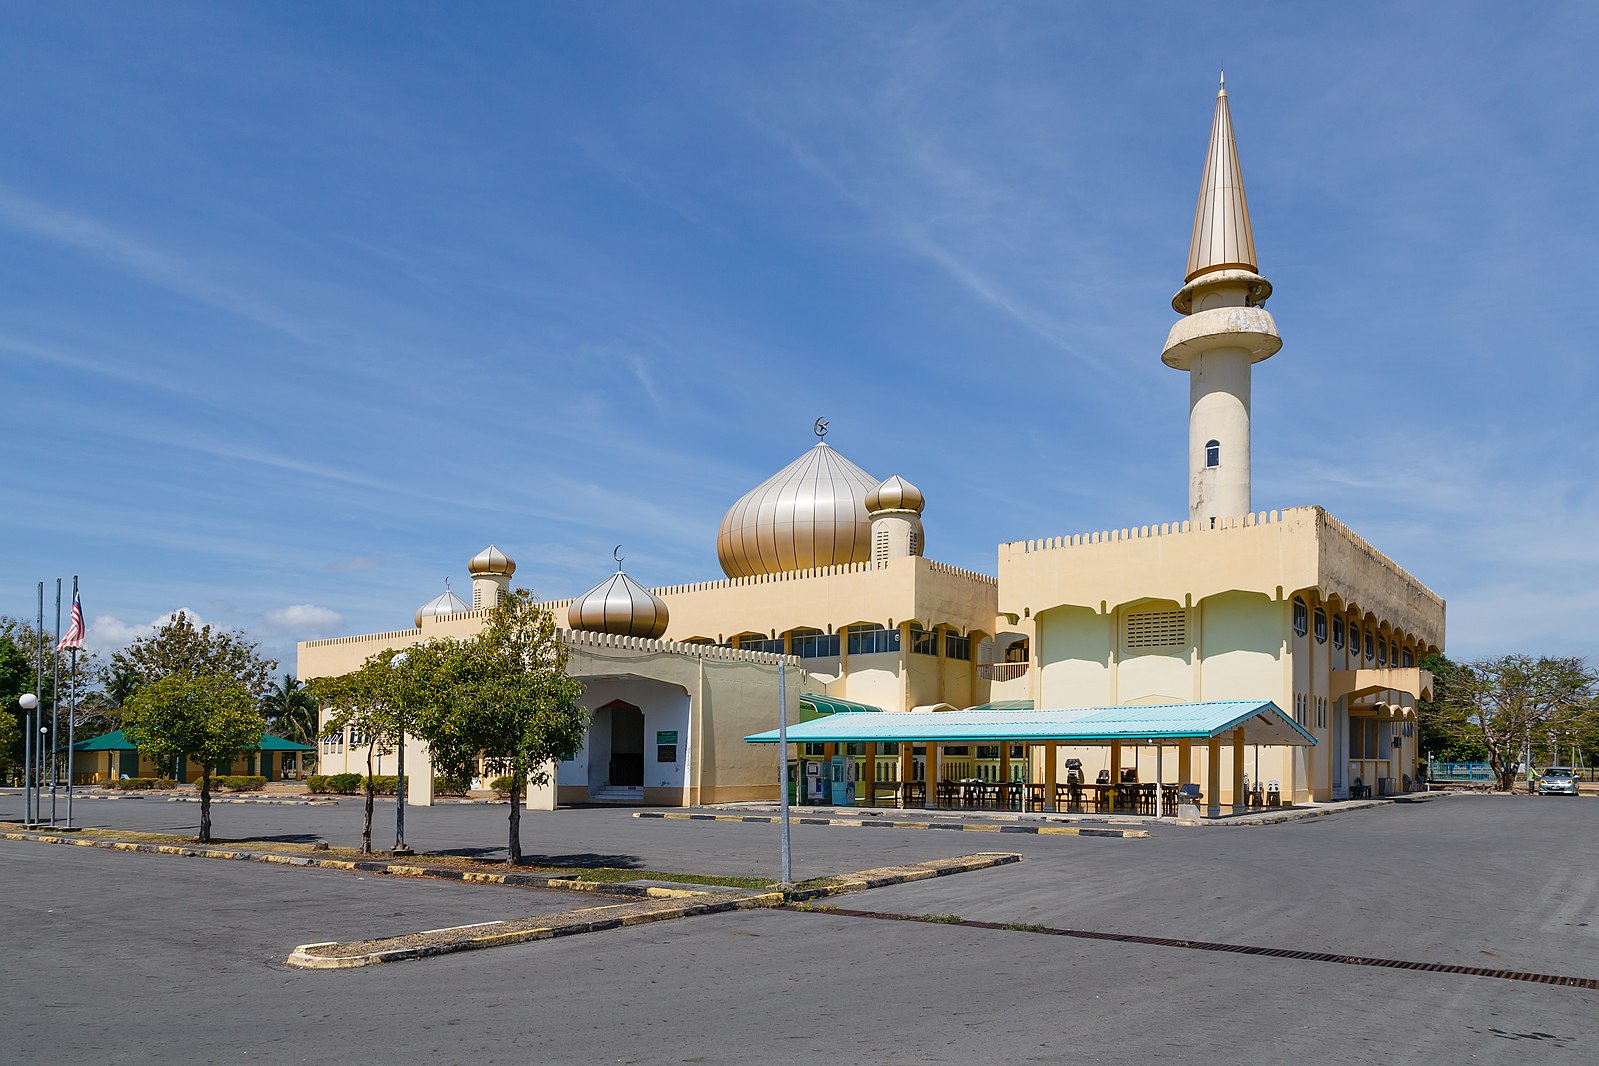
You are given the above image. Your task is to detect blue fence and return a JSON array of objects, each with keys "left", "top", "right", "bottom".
[{"left": 1429, "top": 761, "right": 1495, "bottom": 782}]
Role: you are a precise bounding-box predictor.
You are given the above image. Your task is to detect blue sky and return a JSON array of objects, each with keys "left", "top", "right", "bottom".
[{"left": 3, "top": 1, "right": 1595, "bottom": 669}]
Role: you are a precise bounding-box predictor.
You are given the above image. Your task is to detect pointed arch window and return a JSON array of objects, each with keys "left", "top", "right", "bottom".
[{"left": 1205, "top": 439, "right": 1221, "bottom": 468}]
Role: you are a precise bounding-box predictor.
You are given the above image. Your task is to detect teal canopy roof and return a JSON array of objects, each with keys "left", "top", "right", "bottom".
[
  {"left": 747, "top": 700, "right": 1315, "bottom": 746},
  {"left": 71, "top": 730, "right": 314, "bottom": 753},
  {"left": 799, "top": 694, "right": 883, "bottom": 715}
]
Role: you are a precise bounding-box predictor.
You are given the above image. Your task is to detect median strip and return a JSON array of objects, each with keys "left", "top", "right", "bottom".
[{"left": 285, "top": 851, "right": 1020, "bottom": 968}]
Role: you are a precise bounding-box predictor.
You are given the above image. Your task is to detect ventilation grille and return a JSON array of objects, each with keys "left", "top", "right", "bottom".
[
  {"left": 1126, "top": 610, "right": 1186, "bottom": 650},
  {"left": 873, "top": 528, "right": 889, "bottom": 565}
]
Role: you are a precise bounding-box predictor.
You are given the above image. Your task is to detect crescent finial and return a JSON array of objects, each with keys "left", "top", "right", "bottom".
[
  {"left": 813, "top": 417, "right": 829, "bottom": 439},
  {"left": 613, "top": 544, "right": 624, "bottom": 569}
]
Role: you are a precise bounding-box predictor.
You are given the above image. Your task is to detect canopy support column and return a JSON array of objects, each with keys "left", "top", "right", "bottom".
[
  {"left": 863, "top": 742, "right": 877, "bottom": 806},
  {"left": 1044, "top": 742, "right": 1058, "bottom": 811},
  {"left": 1178, "top": 738, "right": 1192, "bottom": 786},
  {"left": 1232, "top": 726, "right": 1246, "bottom": 813},
  {"left": 1206, "top": 736, "right": 1222, "bottom": 818}
]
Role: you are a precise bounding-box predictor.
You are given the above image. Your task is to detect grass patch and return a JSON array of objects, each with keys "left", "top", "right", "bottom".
[
  {"left": 1002, "top": 921, "right": 1044, "bottom": 932},
  {"left": 548, "top": 868, "right": 772, "bottom": 890},
  {"left": 919, "top": 913, "right": 964, "bottom": 924}
]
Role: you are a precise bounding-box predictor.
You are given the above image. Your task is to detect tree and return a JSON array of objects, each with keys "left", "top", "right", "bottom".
[
  {"left": 1416, "top": 653, "right": 1487, "bottom": 764},
  {"left": 107, "top": 612, "right": 277, "bottom": 703},
  {"left": 410, "top": 589, "right": 587, "bottom": 864},
  {"left": 121, "top": 673, "right": 266, "bottom": 842},
  {"left": 1, "top": 636, "right": 32, "bottom": 779},
  {"left": 1427, "top": 654, "right": 1597, "bottom": 791},
  {"left": 313, "top": 652, "right": 409, "bottom": 855}
]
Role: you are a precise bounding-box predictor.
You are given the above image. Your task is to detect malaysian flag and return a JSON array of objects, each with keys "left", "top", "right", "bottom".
[{"left": 58, "top": 591, "right": 85, "bottom": 650}]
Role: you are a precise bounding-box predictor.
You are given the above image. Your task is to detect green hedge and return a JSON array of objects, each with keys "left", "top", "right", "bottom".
[
  {"left": 489, "top": 774, "right": 515, "bottom": 797},
  {"left": 364, "top": 775, "right": 408, "bottom": 795},
  {"left": 434, "top": 774, "right": 469, "bottom": 797},
  {"left": 216, "top": 775, "right": 267, "bottom": 792},
  {"left": 106, "top": 777, "right": 178, "bottom": 791},
  {"left": 305, "top": 773, "right": 362, "bottom": 795}
]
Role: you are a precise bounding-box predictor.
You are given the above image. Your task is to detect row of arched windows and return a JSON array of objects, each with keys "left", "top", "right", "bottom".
[{"left": 1292, "top": 595, "right": 1420, "bottom": 668}]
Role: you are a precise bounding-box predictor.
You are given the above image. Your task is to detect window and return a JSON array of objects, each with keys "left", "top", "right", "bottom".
[
  {"left": 975, "top": 745, "right": 1000, "bottom": 760},
  {"left": 1377, "top": 639, "right": 1387, "bottom": 667},
  {"left": 1402, "top": 647, "right": 1414, "bottom": 668},
  {"left": 1125, "top": 609, "right": 1186, "bottom": 650},
  {"left": 910, "top": 626, "right": 940, "bottom": 656},
  {"left": 792, "top": 631, "right": 840, "bottom": 658},
  {"left": 909, "top": 530, "right": 921, "bottom": 557},
  {"left": 801, "top": 743, "right": 827, "bottom": 757},
  {"left": 1349, "top": 624, "right": 1360, "bottom": 656},
  {"left": 1333, "top": 618, "right": 1345, "bottom": 650},
  {"left": 944, "top": 632, "right": 971, "bottom": 660},
  {"left": 1365, "top": 631, "right": 1374, "bottom": 661},
  {"left": 1205, "top": 439, "right": 1220, "bottom": 468},
  {"left": 1314, "top": 608, "right": 1327, "bottom": 644},
  {"left": 1292, "top": 597, "right": 1308, "bottom": 638},
  {"left": 847, "top": 625, "right": 900, "bottom": 656},
  {"left": 738, "top": 635, "right": 784, "bottom": 654},
  {"left": 349, "top": 728, "right": 370, "bottom": 747},
  {"left": 1316, "top": 696, "right": 1328, "bottom": 729}
]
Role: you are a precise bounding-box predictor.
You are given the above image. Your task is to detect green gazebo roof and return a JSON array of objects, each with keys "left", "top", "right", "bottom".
[{"left": 71, "top": 730, "right": 314, "bottom": 753}]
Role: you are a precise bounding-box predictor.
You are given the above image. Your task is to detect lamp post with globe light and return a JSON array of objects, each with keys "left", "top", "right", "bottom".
[
  {"left": 390, "top": 652, "right": 413, "bottom": 856},
  {"left": 19, "top": 693, "right": 38, "bottom": 826}
]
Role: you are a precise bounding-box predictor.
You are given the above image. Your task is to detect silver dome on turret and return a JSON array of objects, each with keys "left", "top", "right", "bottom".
[
  {"left": 415, "top": 582, "right": 470, "bottom": 627},
  {"left": 866, "top": 474, "right": 925, "bottom": 515},
  {"left": 568, "top": 557, "right": 669, "bottom": 639},
  {"left": 468, "top": 544, "right": 516, "bottom": 576}
]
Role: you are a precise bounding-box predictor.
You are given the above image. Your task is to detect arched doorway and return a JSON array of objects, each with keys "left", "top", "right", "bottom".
[{"left": 603, "top": 700, "right": 645, "bottom": 787}]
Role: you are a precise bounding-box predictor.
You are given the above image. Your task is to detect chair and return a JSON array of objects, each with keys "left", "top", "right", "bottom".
[
  {"left": 1177, "top": 783, "right": 1203, "bottom": 809},
  {"left": 1265, "top": 780, "right": 1281, "bottom": 808},
  {"left": 1096, "top": 769, "right": 1111, "bottom": 785},
  {"left": 1349, "top": 777, "right": 1371, "bottom": 800},
  {"left": 936, "top": 780, "right": 959, "bottom": 808},
  {"left": 1138, "top": 783, "right": 1157, "bottom": 815},
  {"left": 902, "top": 781, "right": 926, "bottom": 809}
]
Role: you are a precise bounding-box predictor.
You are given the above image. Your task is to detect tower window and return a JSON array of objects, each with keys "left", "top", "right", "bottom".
[
  {"left": 1205, "top": 439, "right": 1220, "bottom": 468},
  {"left": 1313, "top": 608, "right": 1327, "bottom": 644},
  {"left": 1292, "top": 597, "right": 1308, "bottom": 638},
  {"left": 1332, "top": 618, "right": 1345, "bottom": 650}
]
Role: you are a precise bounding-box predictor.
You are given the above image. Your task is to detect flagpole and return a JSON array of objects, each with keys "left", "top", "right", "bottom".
[
  {"left": 51, "top": 578, "right": 61, "bottom": 827},
  {"left": 66, "top": 576, "right": 79, "bottom": 829}
]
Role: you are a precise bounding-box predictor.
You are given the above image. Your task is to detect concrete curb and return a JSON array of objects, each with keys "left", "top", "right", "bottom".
[
  {"left": 0, "top": 830, "right": 718, "bottom": 900},
  {"left": 285, "top": 851, "right": 1020, "bottom": 968},
  {"left": 635, "top": 811, "right": 1147, "bottom": 839},
  {"left": 63, "top": 792, "right": 338, "bottom": 806}
]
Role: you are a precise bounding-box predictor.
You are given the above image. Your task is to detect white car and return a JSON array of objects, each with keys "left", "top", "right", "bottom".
[{"left": 1537, "top": 767, "right": 1580, "bottom": 796}]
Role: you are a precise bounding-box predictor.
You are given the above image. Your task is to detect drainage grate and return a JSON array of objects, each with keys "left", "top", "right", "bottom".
[{"left": 793, "top": 907, "right": 1599, "bottom": 991}]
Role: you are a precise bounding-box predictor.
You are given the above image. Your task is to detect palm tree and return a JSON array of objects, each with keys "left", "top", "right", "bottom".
[{"left": 262, "top": 673, "right": 319, "bottom": 766}]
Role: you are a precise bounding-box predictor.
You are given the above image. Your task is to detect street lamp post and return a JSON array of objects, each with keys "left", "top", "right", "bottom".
[
  {"left": 390, "top": 652, "right": 413, "bottom": 856},
  {"left": 19, "top": 693, "right": 38, "bottom": 827}
]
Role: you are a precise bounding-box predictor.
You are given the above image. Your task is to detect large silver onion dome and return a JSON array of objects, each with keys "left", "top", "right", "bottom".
[
  {"left": 468, "top": 544, "right": 516, "bottom": 576},
  {"left": 717, "top": 440, "right": 880, "bottom": 578},
  {"left": 866, "top": 474, "right": 925, "bottom": 515},
  {"left": 568, "top": 570, "right": 669, "bottom": 639},
  {"left": 415, "top": 582, "right": 470, "bottom": 627}
]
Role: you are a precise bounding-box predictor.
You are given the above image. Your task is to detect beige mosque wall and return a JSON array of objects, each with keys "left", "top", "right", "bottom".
[
  {"left": 1198, "top": 591, "right": 1282, "bottom": 702},
  {"left": 1036, "top": 607, "right": 1113, "bottom": 707}
]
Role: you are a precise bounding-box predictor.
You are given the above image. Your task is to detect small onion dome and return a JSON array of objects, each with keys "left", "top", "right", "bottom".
[
  {"left": 468, "top": 543, "right": 516, "bottom": 576},
  {"left": 415, "top": 584, "right": 470, "bottom": 627},
  {"left": 866, "top": 474, "right": 925, "bottom": 515},
  {"left": 716, "top": 441, "right": 880, "bottom": 578},
  {"left": 568, "top": 570, "right": 669, "bottom": 639}
]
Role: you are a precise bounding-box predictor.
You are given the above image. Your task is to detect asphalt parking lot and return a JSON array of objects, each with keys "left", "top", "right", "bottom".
[{"left": 2, "top": 792, "right": 1595, "bottom": 1064}]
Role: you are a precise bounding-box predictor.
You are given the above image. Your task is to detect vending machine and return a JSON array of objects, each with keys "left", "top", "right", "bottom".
[{"left": 804, "top": 760, "right": 828, "bottom": 803}]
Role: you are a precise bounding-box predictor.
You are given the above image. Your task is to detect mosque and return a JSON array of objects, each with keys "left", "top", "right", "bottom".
[{"left": 300, "top": 80, "right": 1444, "bottom": 816}]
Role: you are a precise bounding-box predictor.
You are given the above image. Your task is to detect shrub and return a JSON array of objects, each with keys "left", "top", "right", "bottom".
[
  {"left": 306, "top": 773, "right": 362, "bottom": 794},
  {"left": 217, "top": 775, "right": 266, "bottom": 792},
  {"left": 107, "top": 777, "right": 179, "bottom": 791},
  {"left": 489, "top": 774, "right": 515, "bottom": 798},
  {"left": 434, "top": 774, "right": 469, "bottom": 797},
  {"left": 362, "top": 775, "right": 409, "bottom": 795}
]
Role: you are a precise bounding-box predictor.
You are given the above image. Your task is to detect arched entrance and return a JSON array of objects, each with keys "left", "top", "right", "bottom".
[{"left": 602, "top": 700, "right": 645, "bottom": 787}]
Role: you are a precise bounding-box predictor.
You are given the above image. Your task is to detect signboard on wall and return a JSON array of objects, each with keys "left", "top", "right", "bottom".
[{"left": 656, "top": 730, "right": 679, "bottom": 763}]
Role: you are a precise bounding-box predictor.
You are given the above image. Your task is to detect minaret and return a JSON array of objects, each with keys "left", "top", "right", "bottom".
[
  {"left": 1162, "top": 75, "right": 1282, "bottom": 526},
  {"left": 468, "top": 544, "right": 516, "bottom": 609},
  {"left": 866, "top": 475, "right": 926, "bottom": 566}
]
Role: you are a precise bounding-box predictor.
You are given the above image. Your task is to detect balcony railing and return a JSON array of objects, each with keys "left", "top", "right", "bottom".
[{"left": 977, "top": 661, "right": 1030, "bottom": 682}]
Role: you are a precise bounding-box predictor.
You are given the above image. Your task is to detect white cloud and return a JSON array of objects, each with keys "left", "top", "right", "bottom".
[
  {"left": 261, "top": 604, "right": 344, "bottom": 637},
  {"left": 89, "top": 609, "right": 206, "bottom": 653}
]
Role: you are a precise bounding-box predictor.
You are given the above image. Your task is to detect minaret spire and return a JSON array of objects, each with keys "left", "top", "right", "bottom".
[
  {"left": 1162, "top": 80, "right": 1282, "bottom": 527},
  {"left": 1186, "top": 74, "right": 1257, "bottom": 282}
]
